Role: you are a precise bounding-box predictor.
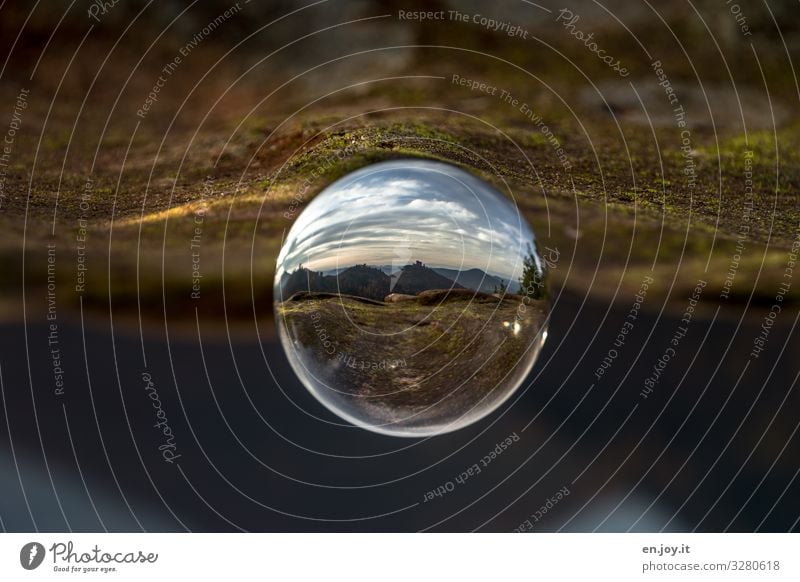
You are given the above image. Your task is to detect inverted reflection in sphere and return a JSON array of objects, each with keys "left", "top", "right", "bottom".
[{"left": 275, "top": 159, "right": 549, "bottom": 437}]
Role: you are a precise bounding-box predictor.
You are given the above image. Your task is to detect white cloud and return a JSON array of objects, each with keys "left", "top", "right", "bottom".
[{"left": 276, "top": 160, "right": 539, "bottom": 281}]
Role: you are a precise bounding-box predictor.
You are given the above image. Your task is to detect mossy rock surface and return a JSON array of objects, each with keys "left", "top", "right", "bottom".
[{"left": 0, "top": 4, "right": 797, "bottom": 325}]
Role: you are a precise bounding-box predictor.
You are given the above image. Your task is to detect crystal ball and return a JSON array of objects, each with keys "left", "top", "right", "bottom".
[{"left": 275, "top": 159, "right": 549, "bottom": 437}]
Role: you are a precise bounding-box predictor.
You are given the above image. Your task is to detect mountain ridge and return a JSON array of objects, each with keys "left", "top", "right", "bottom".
[{"left": 281, "top": 261, "right": 515, "bottom": 301}]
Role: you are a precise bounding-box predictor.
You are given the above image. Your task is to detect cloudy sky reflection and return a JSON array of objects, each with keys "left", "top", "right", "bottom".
[{"left": 276, "top": 160, "right": 540, "bottom": 282}]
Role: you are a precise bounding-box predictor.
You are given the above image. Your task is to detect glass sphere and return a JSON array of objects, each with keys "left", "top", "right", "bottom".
[{"left": 274, "top": 159, "right": 549, "bottom": 437}]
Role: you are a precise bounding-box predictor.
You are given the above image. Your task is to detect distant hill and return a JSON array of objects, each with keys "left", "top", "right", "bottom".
[
  {"left": 280, "top": 261, "right": 504, "bottom": 301},
  {"left": 391, "top": 261, "right": 464, "bottom": 295},
  {"left": 279, "top": 267, "right": 333, "bottom": 299},
  {"left": 322, "top": 265, "right": 395, "bottom": 277},
  {"left": 434, "top": 267, "right": 520, "bottom": 294},
  {"left": 434, "top": 268, "right": 505, "bottom": 293},
  {"left": 280, "top": 264, "right": 389, "bottom": 301},
  {"left": 335, "top": 265, "right": 390, "bottom": 300}
]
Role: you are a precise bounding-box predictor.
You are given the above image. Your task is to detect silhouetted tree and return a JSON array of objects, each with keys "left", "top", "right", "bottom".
[{"left": 519, "top": 244, "right": 546, "bottom": 299}]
